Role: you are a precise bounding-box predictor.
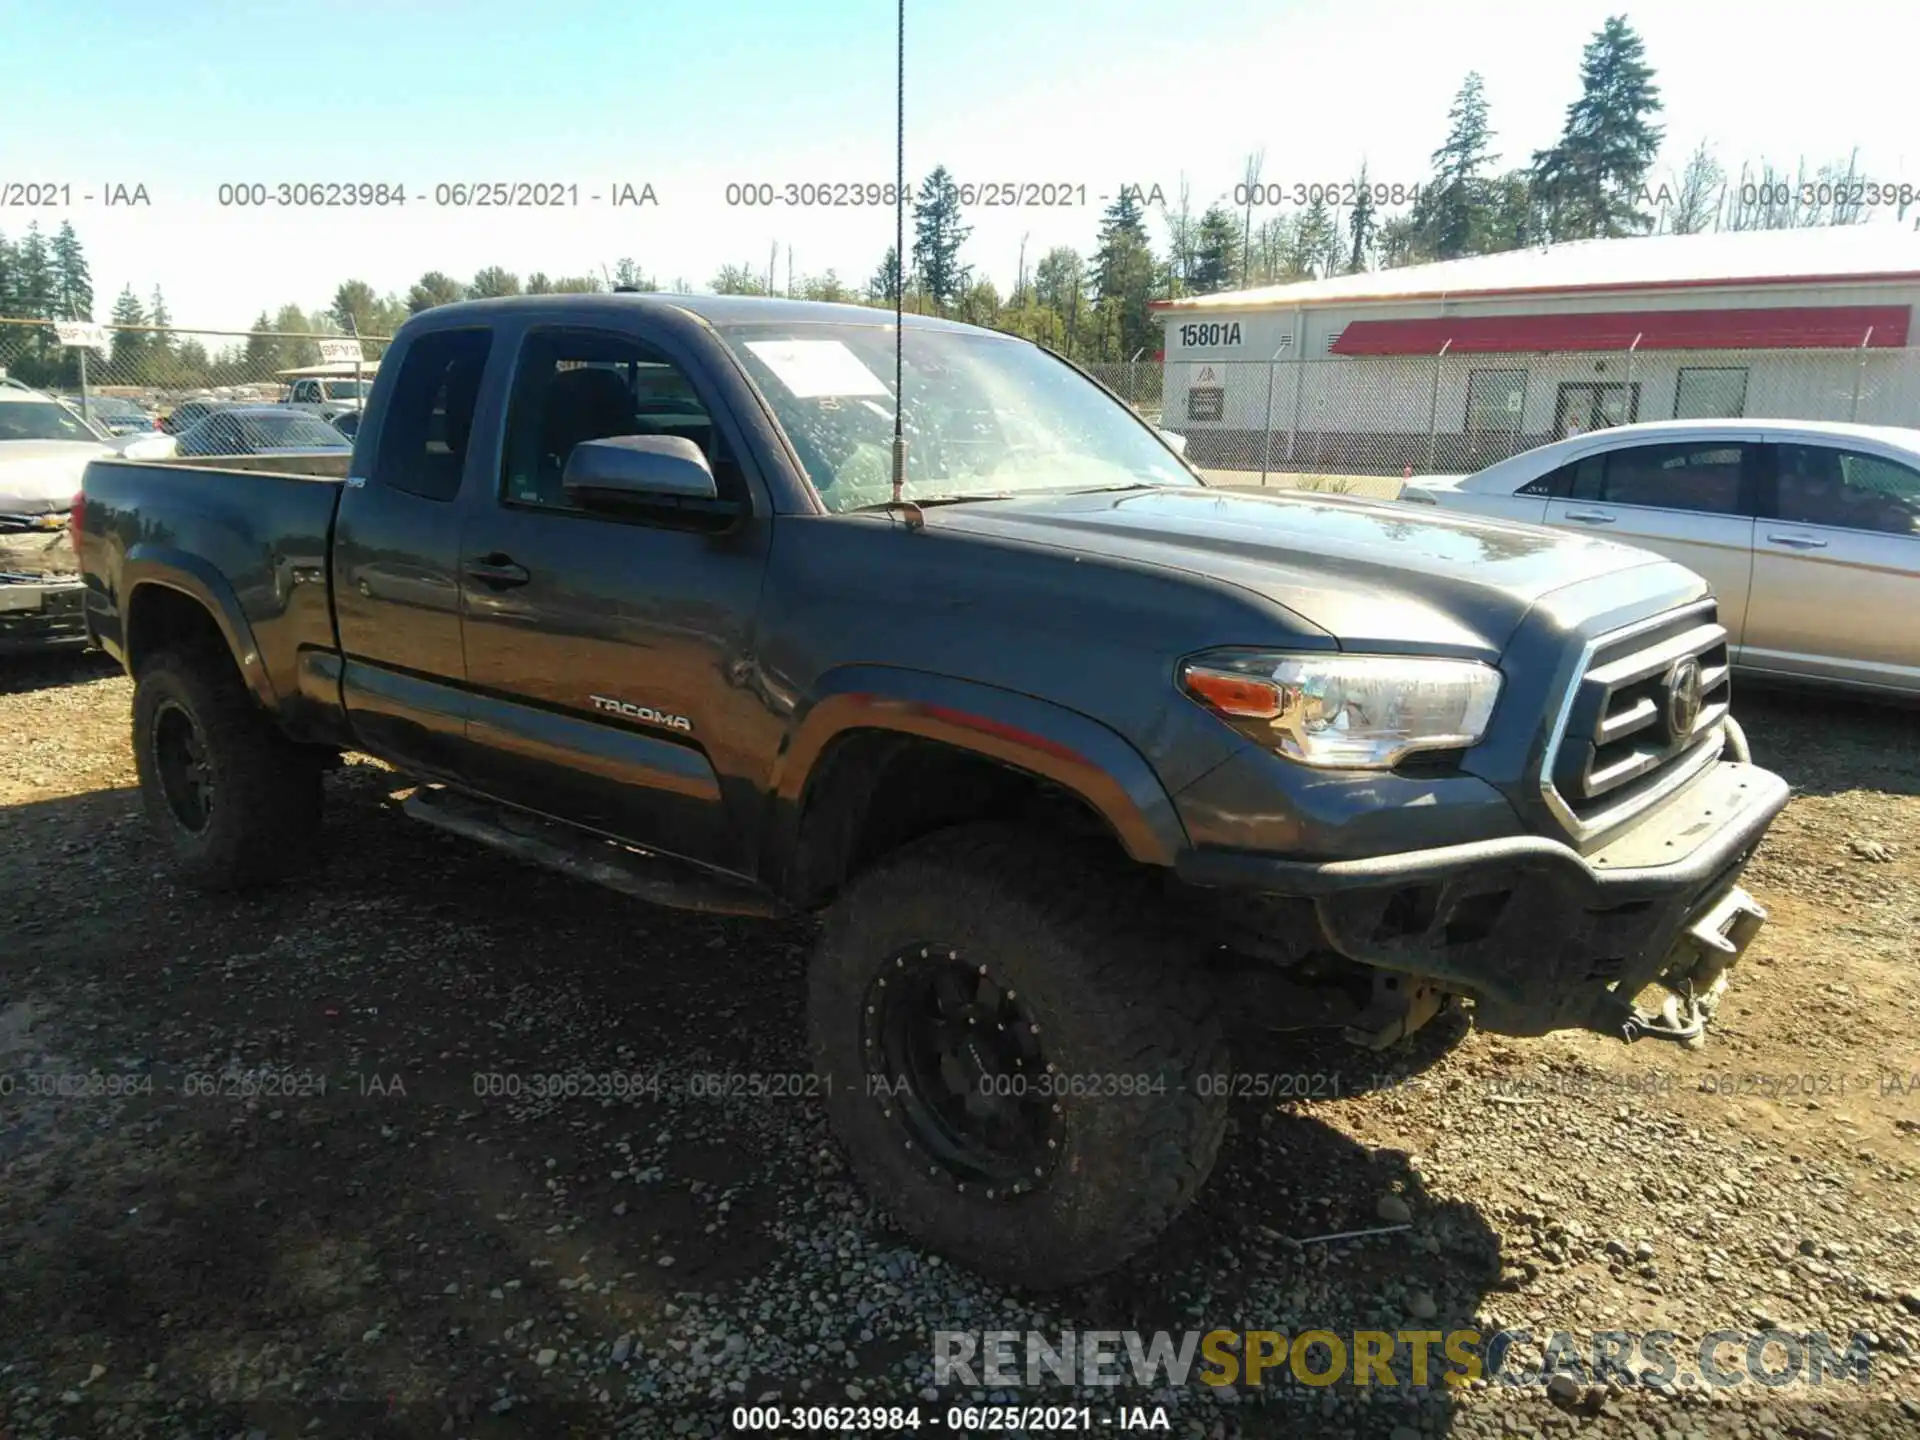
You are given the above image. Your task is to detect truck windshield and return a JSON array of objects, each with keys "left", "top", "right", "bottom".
[
  {"left": 320, "top": 381, "right": 373, "bottom": 400},
  {"left": 717, "top": 323, "right": 1196, "bottom": 512}
]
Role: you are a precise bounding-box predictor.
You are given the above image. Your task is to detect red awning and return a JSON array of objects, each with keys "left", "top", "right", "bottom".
[{"left": 1328, "top": 304, "right": 1910, "bottom": 355}]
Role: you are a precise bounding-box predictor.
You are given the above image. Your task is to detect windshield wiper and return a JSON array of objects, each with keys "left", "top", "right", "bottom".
[{"left": 844, "top": 491, "right": 1024, "bottom": 513}]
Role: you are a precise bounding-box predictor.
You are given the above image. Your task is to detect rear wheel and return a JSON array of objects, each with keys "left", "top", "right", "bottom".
[
  {"left": 132, "top": 647, "right": 323, "bottom": 890},
  {"left": 809, "top": 824, "right": 1228, "bottom": 1288}
]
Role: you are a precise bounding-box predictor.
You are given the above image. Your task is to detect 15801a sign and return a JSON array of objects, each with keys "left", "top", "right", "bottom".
[{"left": 1177, "top": 321, "right": 1243, "bottom": 348}]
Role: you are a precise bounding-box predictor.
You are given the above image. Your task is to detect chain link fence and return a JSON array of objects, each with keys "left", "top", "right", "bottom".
[
  {"left": 0, "top": 318, "right": 391, "bottom": 432},
  {"left": 9, "top": 317, "right": 1916, "bottom": 484},
  {"left": 1138, "top": 346, "right": 1920, "bottom": 479},
  {"left": 1082, "top": 360, "right": 1166, "bottom": 425}
]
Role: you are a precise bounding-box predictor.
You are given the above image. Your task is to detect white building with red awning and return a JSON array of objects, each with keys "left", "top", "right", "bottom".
[{"left": 1151, "top": 227, "right": 1920, "bottom": 473}]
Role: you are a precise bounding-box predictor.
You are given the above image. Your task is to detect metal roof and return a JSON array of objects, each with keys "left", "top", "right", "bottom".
[{"left": 1154, "top": 226, "right": 1920, "bottom": 315}]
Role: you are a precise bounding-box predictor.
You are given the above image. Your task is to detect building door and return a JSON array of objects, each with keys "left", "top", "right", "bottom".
[{"left": 1554, "top": 382, "right": 1639, "bottom": 439}]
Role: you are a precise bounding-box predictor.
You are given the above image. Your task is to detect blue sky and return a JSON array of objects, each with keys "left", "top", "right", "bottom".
[{"left": 2, "top": 0, "right": 1915, "bottom": 331}]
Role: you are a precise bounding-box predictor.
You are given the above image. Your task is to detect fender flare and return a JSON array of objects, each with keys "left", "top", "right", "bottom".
[
  {"left": 121, "top": 546, "right": 278, "bottom": 708},
  {"left": 769, "top": 665, "right": 1189, "bottom": 871}
]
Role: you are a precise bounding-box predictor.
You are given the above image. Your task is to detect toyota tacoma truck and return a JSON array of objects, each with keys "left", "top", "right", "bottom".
[{"left": 75, "top": 294, "right": 1788, "bottom": 1287}]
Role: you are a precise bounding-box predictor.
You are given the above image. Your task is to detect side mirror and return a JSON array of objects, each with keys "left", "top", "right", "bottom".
[
  {"left": 562, "top": 434, "right": 720, "bottom": 509},
  {"left": 1160, "top": 428, "right": 1188, "bottom": 456}
]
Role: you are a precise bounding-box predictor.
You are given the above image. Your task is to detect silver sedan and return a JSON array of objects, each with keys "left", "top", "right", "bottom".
[{"left": 1400, "top": 418, "right": 1920, "bottom": 697}]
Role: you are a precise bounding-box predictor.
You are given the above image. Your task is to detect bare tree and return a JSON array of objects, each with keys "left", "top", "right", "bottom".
[
  {"left": 1724, "top": 151, "right": 1876, "bottom": 231},
  {"left": 1664, "top": 139, "right": 1725, "bottom": 234},
  {"left": 1159, "top": 174, "right": 1199, "bottom": 296},
  {"left": 1239, "top": 148, "right": 1266, "bottom": 286}
]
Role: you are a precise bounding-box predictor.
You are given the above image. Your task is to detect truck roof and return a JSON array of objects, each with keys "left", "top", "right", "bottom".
[{"left": 420, "top": 292, "right": 998, "bottom": 335}]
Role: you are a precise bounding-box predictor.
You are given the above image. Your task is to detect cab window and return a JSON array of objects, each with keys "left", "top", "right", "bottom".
[
  {"left": 373, "top": 327, "right": 493, "bottom": 502},
  {"left": 499, "top": 327, "right": 742, "bottom": 517}
]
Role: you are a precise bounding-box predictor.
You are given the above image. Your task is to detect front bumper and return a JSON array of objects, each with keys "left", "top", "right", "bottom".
[
  {"left": 1176, "top": 758, "right": 1790, "bottom": 1038},
  {"left": 0, "top": 578, "right": 90, "bottom": 655}
]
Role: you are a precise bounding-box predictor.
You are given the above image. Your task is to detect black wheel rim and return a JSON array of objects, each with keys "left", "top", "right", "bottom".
[
  {"left": 865, "top": 945, "right": 1060, "bottom": 1196},
  {"left": 152, "top": 700, "right": 213, "bottom": 834}
]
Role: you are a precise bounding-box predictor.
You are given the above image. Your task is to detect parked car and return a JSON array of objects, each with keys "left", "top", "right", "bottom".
[
  {"left": 173, "top": 406, "right": 354, "bottom": 458},
  {"left": 77, "top": 294, "right": 1787, "bottom": 1288},
  {"left": 0, "top": 382, "right": 107, "bottom": 652},
  {"left": 159, "top": 398, "right": 228, "bottom": 435},
  {"left": 285, "top": 374, "right": 376, "bottom": 427},
  {"left": 1399, "top": 418, "right": 1920, "bottom": 697},
  {"left": 64, "top": 395, "right": 159, "bottom": 436}
]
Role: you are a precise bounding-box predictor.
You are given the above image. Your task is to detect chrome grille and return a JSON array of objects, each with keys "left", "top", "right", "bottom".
[{"left": 1542, "top": 600, "right": 1730, "bottom": 840}]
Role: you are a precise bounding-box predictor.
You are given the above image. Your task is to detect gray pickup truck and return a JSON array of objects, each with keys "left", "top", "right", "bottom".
[{"left": 76, "top": 294, "right": 1788, "bottom": 1286}]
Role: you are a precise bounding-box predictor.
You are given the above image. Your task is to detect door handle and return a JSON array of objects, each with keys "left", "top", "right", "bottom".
[
  {"left": 467, "top": 553, "right": 531, "bottom": 588},
  {"left": 1765, "top": 533, "right": 1827, "bottom": 549},
  {"left": 1563, "top": 509, "right": 1616, "bottom": 524}
]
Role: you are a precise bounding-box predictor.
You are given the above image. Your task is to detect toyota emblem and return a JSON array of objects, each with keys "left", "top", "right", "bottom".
[{"left": 1664, "top": 657, "right": 1704, "bottom": 741}]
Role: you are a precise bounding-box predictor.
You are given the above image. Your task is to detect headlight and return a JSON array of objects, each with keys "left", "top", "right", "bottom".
[{"left": 1179, "top": 651, "right": 1502, "bottom": 769}]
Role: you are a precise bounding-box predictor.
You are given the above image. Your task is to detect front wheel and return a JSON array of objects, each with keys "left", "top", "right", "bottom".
[{"left": 809, "top": 825, "right": 1228, "bottom": 1288}]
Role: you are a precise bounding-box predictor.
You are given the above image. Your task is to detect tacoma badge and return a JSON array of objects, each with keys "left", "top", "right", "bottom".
[{"left": 589, "top": 695, "right": 693, "bottom": 732}]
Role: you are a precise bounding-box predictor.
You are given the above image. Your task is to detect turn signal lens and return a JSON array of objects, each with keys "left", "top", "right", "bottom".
[{"left": 1181, "top": 668, "right": 1282, "bottom": 719}]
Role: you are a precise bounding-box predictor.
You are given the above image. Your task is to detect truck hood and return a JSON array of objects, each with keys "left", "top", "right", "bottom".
[
  {"left": 925, "top": 485, "right": 1675, "bottom": 657},
  {"left": 0, "top": 440, "right": 113, "bottom": 513}
]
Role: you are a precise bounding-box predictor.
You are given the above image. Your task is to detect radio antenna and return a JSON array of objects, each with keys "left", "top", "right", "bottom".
[{"left": 889, "top": 0, "right": 916, "bottom": 523}]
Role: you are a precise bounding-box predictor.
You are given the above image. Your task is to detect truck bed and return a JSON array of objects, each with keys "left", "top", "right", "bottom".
[{"left": 78, "top": 457, "right": 347, "bottom": 719}]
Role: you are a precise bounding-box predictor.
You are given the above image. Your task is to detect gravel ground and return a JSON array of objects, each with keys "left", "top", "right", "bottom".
[{"left": 2, "top": 652, "right": 1917, "bottom": 1439}]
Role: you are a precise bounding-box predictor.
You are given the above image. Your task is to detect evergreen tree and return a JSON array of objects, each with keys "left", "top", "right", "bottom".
[
  {"left": 911, "top": 166, "right": 971, "bottom": 313},
  {"left": 0, "top": 231, "right": 18, "bottom": 319},
  {"left": 406, "top": 271, "right": 466, "bottom": 313},
  {"left": 109, "top": 286, "right": 147, "bottom": 375},
  {"left": 147, "top": 284, "right": 178, "bottom": 378},
  {"left": 272, "top": 303, "right": 320, "bottom": 368},
  {"left": 148, "top": 286, "right": 173, "bottom": 347},
  {"left": 51, "top": 221, "right": 92, "bottom": 320},
  {"left": 1347, "top": 163, "right": 1377, "bottom": 273},
  {"left": 867, "top": 246, "right": 904, "bottom": 304},
  {"left": 1422, "top": 72, "right": 1498, "bottom": 259},
  {"left": 15, "top": 225, "right": 55, "bottom": 320},
  {"left": 1190, "top": 206, "right": 1239, "bottom": 293},
  {"left": 1479, "top": 170, "right": 1543, "bottom": 251},
  {"left": 1288, "top": 198, "right": 1338, "bottom": 278},
  {"left": 1089, "top": 188, "right": 1157, "bottom": 360},
  {"left": 243, "top": 310, "right": 279, "bottom": 371},
  {"left": 1531, "top": 15, "right": 1665, "bottom": 239}
]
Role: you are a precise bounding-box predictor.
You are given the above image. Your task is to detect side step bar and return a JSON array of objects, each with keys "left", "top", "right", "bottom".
[{"left": 402, "top": 785, "right": 789, "bottom": 919}]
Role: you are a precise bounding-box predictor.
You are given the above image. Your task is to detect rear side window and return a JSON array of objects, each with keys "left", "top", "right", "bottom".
[
  {"left": 373, "top": 328, "right": 494, "bottom": 502},
  {"left": 1772, "top": 444, "right": 1920, "bottom": 537},
  {"left": 1519, "top": 454, "right": 1600, "bottom": 499},
  {"left": 1598, "top": 442, "right": 1749, "bottom": 516}
]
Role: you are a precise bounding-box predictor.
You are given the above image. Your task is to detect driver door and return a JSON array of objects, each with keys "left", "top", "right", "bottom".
[{"left": 456, "top": 321, "right": 773, "bottom": 868}]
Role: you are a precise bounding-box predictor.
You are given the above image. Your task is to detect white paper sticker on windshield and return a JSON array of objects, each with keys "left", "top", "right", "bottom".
[{"left": 744, "top": 340, "right": 892, "bottom": 399}]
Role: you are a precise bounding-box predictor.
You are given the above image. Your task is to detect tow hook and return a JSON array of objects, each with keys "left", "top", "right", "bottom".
[
  {"left": 1621, "top": 990, "right": 1708, "bottom": 1044},
  {"left": 1622, "top": 886, "right": 1768, "bottom": 1045}
]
